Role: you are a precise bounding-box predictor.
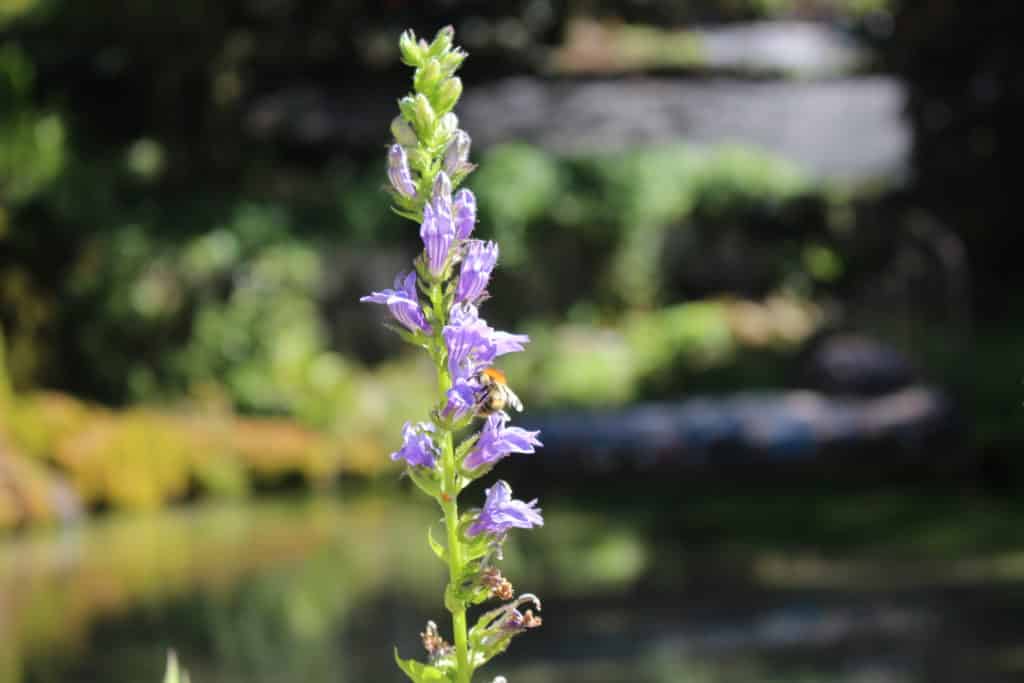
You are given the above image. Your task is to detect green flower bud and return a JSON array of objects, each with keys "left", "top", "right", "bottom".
[
  {"left": 412, "top": 93, "right": 436, "bottom": 137},
  {"left": 407, "top": 147, "right": 432, "bottom": 173},
  {"left": 434, "top": 77, "right": 463, "bottom": 114},
  {"left": 428, "top": 25, "right": 455, "bottom": 58},
  {"left": 398, "top": 96, "right": 417, "bottom": 124},
  {"left": 440, "top": 48, "right": 468, "bottom": 75},
  {"left": 391, "top": 116, "right": 418, "bottom": 146},
  {"left": 414, "top": 58, "right": 444, "bottom": 98},
  {"left": 436, "top": 112, "right": 459, "bottom": 144},
  {"left": 398, "top": 30, "right": 425, "bottom": 67}
]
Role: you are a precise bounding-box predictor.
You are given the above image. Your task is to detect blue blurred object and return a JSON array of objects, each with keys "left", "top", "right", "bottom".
[{"left": 524, "top": 386, "right": 960, "bottom": 475}]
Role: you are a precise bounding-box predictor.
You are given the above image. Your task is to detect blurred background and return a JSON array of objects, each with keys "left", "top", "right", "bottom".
[{"left": 2, "top": 0, "right": 1023, "bottom": 681}]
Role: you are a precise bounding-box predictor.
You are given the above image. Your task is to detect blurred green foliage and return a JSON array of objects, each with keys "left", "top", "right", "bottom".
[
  {"left": 2, "top": 0, "right": 1019, "bottom": 518},
  {"left": 2, "top": 115, "right": 823, "bottom": 411}
]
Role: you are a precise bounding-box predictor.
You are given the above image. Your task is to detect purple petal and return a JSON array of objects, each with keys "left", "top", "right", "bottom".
[
  {"left": 499, "top": 426, "right": 542, "bottom": 453},
  {"left": 360, "top": 272, "right": 431, "bottom": 334},
  {"left": 468, "top": 480, "right": 543, "bottom": 536},
  {"left": 442, "top": 377, "right": 478, "bottom": 421},
  {"left": 463, "top": 414, "right": 539, "bottom": 470},
  {"left": 391, "top": 422, "right": 438, "bottom": 468},
  {"left": 455, "top": 240, "right": 498, "bottom": 304},
  {"left": 453, "top": 188, "right": 476, "bottom": 240},
  {"left": 387, "top": 144, "right": 417, "bottom": 198},
  {"left": 492, "top": 331, "right": 530, "bottom": 356}
]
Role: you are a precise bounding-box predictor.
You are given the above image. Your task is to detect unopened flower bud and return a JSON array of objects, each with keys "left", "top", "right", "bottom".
[
  {"left": 387, "top": 144, "right": 417, "bottom": 198},
  {"left": 414, "top": 58, "right": 444, "bottom": 97},
  {"left": 428, "top": 25, "right": 455, "bottom": 58},
  {"left": 398, "top": 96, "right": 417, "bottom": 124},
  {"left": 436, "top": 112, "right": 459, "bottom": 144},
  {"left": 453, "top": 188, "right": 476, "bottom": 240},
  {"left": 420, "top": 194, "right": 456, "bottom": 278},
  {"left": 444, "top": 130, "right": 472, "bottom": 175},
  {"left": 412, "top": 93, "right": 436, "bottom": 137},
  {"left": 432, "top": 171, "right": 453, "bottom": 206},
  {"left": 391, "top": 116, "right": 417, "bottom": 147},
  {"left": 399, "top": 30, "right": 425, "bottom": 66},
  {"left": 441, "top": 47, "right": 468, "bottom": 75},
  {"left": 492, "top": 678, "right": 508, "bottom": 683},
  {"left": 435, "top": 77, "right": 463, "bottom": 114}
]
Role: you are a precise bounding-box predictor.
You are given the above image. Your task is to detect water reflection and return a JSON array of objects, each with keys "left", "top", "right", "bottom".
[{"left": 2, "top": 489, "right": 1024, "bottom": 682}]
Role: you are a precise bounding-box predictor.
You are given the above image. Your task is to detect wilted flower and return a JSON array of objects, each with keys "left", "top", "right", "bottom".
[
  {"left": 453, "top": 188, "right": 476, "bottom": 240},
  {"left": 392, "top": 421, "right": 439, "bottom": 468},
  {"left": 360, "top": 271, "right": 431, "bottom": 334},
  {"left": 456, "top": 240, "right": 498, "bottom": 304},
  {"left": 464, "top": 415, "right": 542, "bottom": 470},
  {"left": 468, "top": 481, "right": 543, "bottom": 536},
  {"left": 482, "top": 567, "right": 515, "bottom": 600},
  {"left": 420, "top": 620, "right": 454, "bottom": 660},
  {"left": 387, "top": 144, "right": 417, "bottom": 198}
]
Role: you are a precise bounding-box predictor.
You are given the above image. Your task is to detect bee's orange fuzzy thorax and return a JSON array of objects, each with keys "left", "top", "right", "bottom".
[{"left": 481, "top": 367, "right": 507, "bottom": 384}]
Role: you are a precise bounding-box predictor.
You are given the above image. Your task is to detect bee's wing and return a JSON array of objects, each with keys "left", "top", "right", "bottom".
[{"left": 505, "top": 386, "right": 524, "bottom": 412}]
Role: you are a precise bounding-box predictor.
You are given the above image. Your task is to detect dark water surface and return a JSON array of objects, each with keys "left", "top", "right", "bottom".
[{"left": 3, "top": 487, "right": 1024, "bottom": 683}]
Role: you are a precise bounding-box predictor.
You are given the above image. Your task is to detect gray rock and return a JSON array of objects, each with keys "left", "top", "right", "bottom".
[
  {"left": 694, "top": 20, "right": 869, "bottom": 77},
  {"left": 246, "top": 74, "right": 910, "bottom": 182},
  {"left": 461, "top": 76, "right": 909, "bottom": 182}
]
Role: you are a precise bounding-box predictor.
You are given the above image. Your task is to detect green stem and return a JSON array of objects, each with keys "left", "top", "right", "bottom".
[
  {"left": 431, "top": 282, "right": 472, "bottom": 682},
  {"left": 442, "top": 432, "right": 472, "bottom": 682}
]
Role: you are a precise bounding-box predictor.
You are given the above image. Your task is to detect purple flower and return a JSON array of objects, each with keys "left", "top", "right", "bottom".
[
  {"left": 456, "top": 240, "right": 498, "bottom": 304},
  {"left": 444, "top": 304, "right": 530, "bottom": 380},
  {"left": 467, "top": 480, "right": 543, "bottom": 536},
  {"left": 442, "top": 377, "right": 478, "bottom": 421},
  {"left": 443, "top": 315, "right": 496, "bottom": 382},
  {"left": 420, "top": 174, "right": 457, "bottom": 277},
  {"left": 387, "top": 144, "right": 417, "bottom": 198},
  {"left": 453, "top": 188, "right": 476, "bottom": 240},
  {"left": 444, "top": 130, "right": 472, "bottom": 176},
  {"left": 492, "top": 330, "right": 530, "bottom": 357},
  {"left": 463, "top": 414, "right": 542, "bottom": 470},
  {"left": 360, "top": 271, "right": 431, "bottom": 334},
  {"left": 392, "top": 421, "right": 439, "bottom": 468}
]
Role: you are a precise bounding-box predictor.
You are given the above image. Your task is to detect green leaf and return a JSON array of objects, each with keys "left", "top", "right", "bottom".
[
  {"left": 454, "top": 433, "right": 479, "bottom": 463},
  {"left": 462, "top": 529, "right": 493, "bottom": 561},
  {"left": 427, "top": 524, "right": 448, "bottom": 562},
  {"left": 391, "top": 205, "right": 422, "bottom": 223},
  {"left": 407, "top": 465, "right": 442, "bottom": 499},
  {"left": 394, "top": 648, "right": 451, "bottom": 683},
  {"left": 383, "top": 323, "right": 430, "bottom": 349}
]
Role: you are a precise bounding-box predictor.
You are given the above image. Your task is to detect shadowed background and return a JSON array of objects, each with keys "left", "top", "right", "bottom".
[{"left": 2, "top": 1, "right": 1023, "bottom": 682}]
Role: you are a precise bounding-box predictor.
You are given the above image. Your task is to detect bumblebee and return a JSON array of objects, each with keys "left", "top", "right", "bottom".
[{"left": 475, "top": 367, "right": 523, "bottom": 415}]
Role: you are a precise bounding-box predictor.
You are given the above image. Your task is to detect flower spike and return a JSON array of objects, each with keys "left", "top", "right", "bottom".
[{"left": 373, "top": 26, "right": 546, "bottom": 683}]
